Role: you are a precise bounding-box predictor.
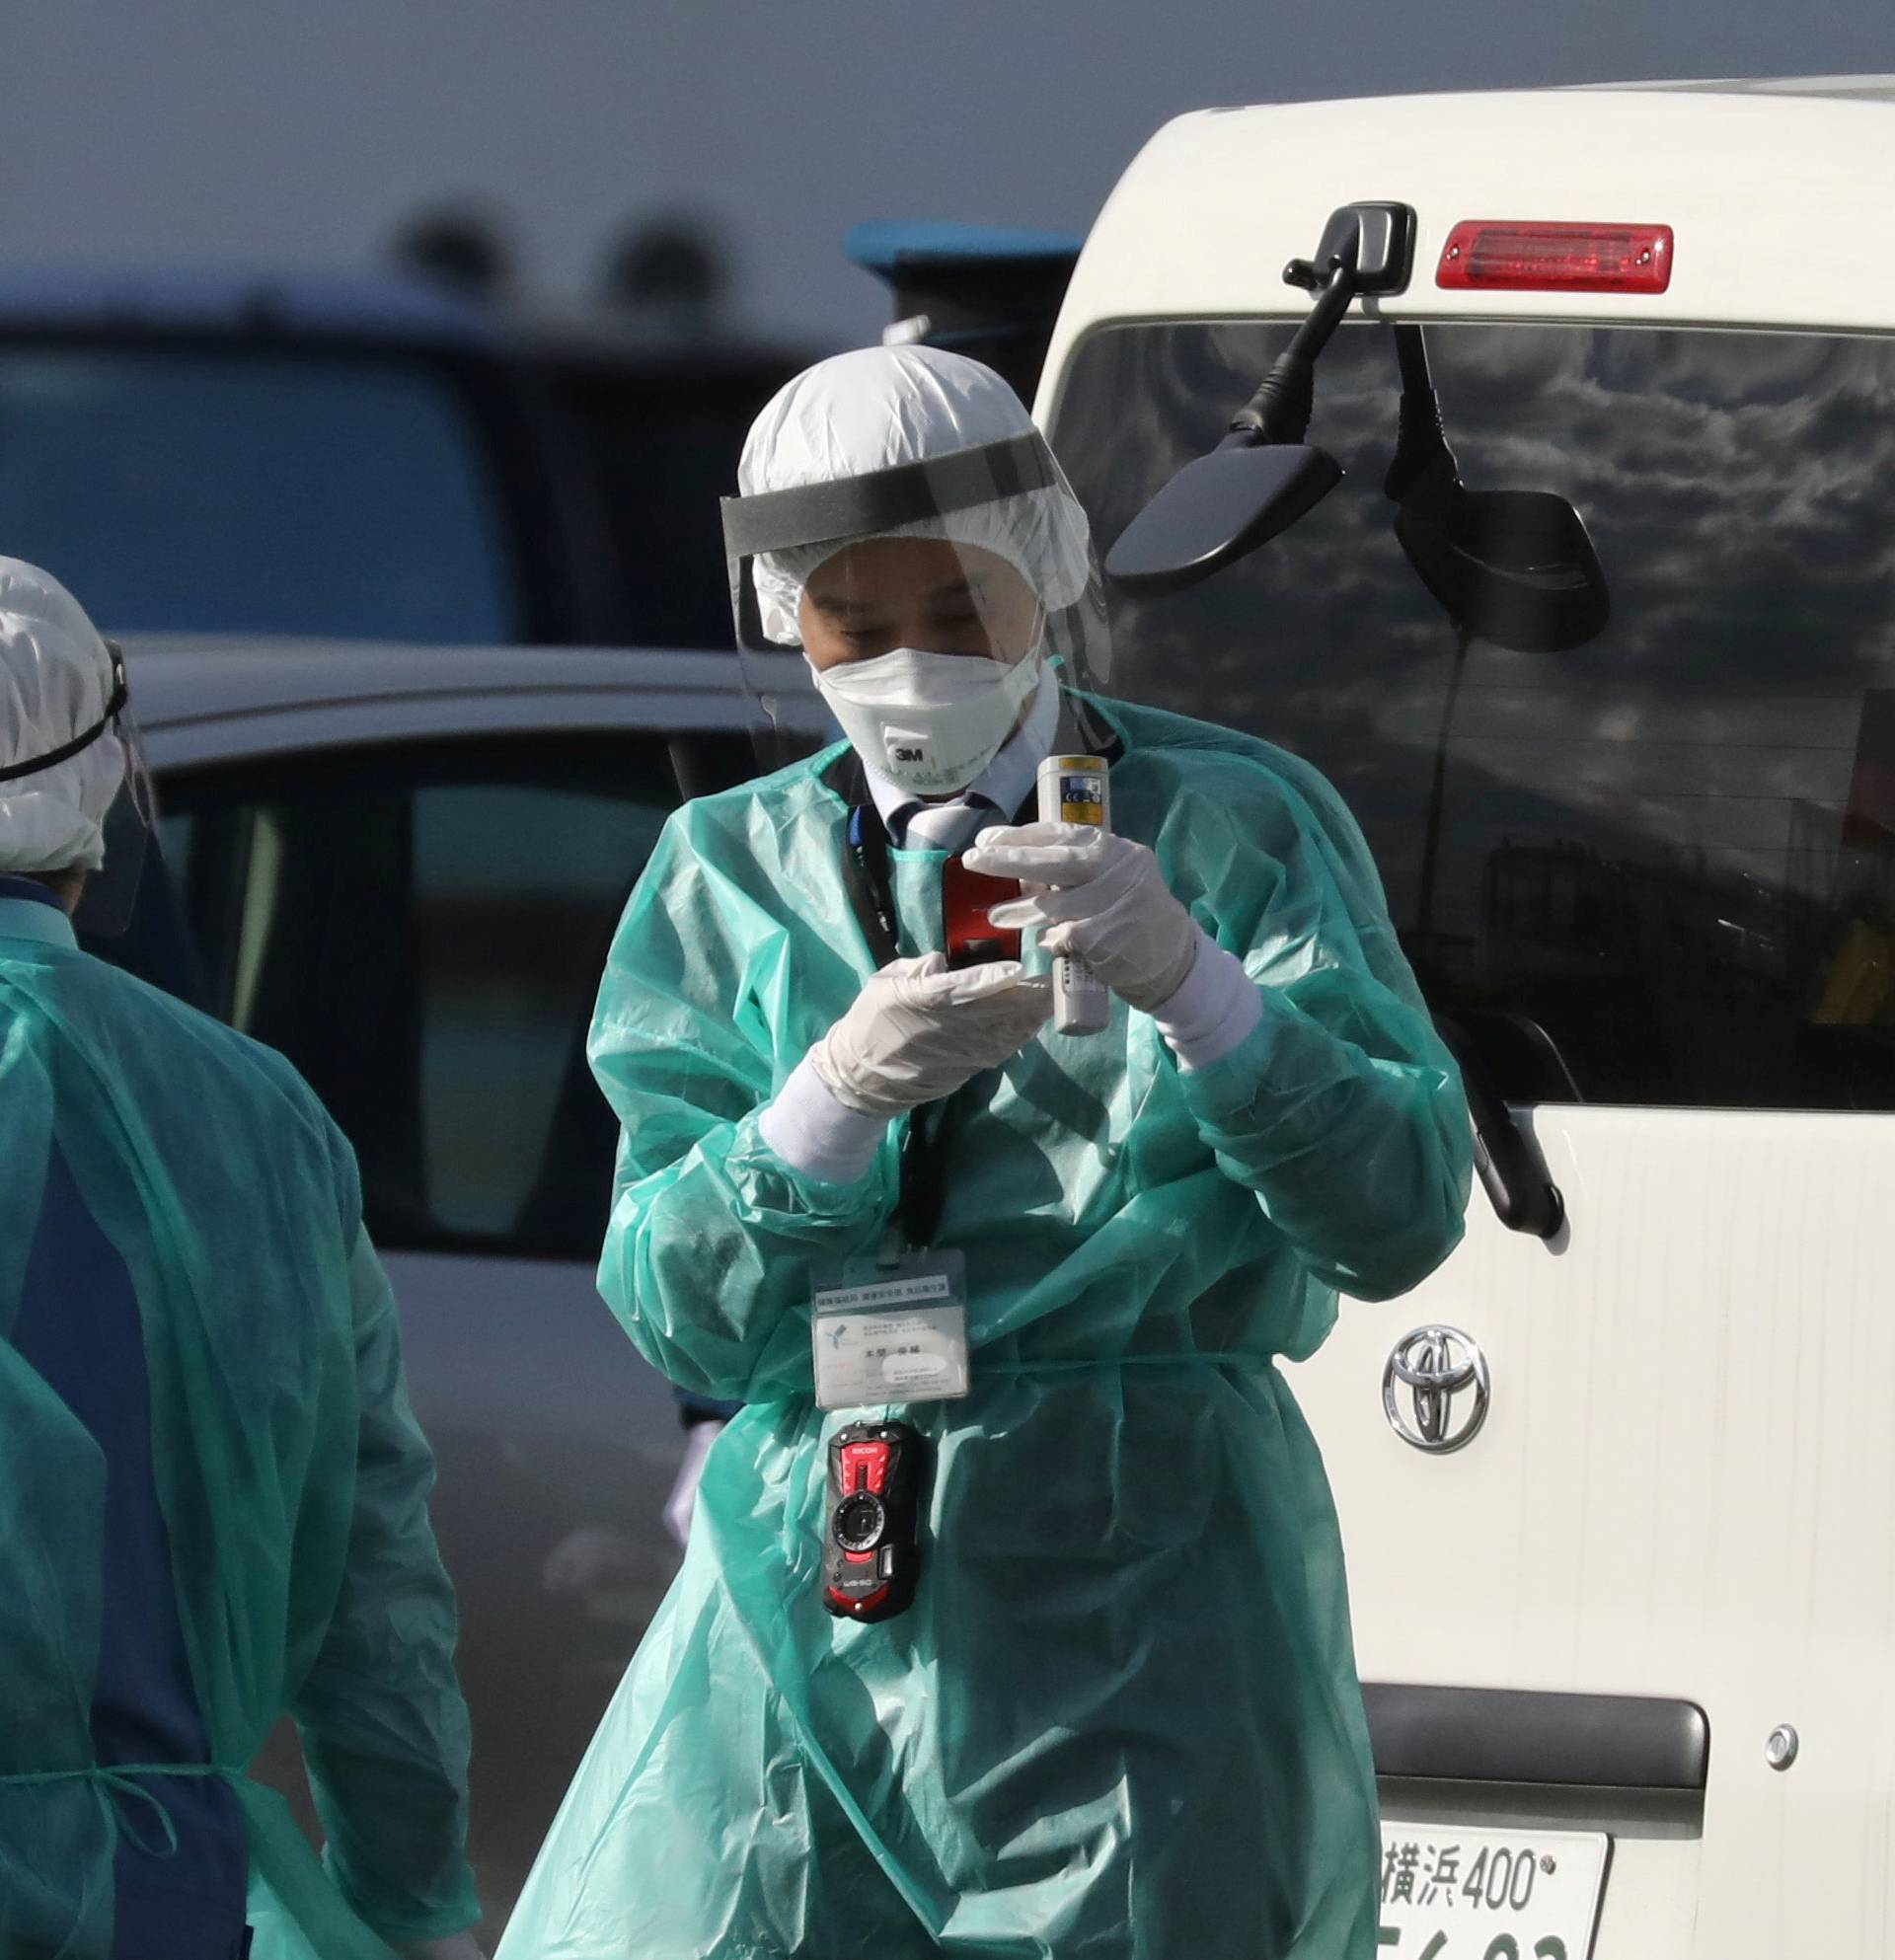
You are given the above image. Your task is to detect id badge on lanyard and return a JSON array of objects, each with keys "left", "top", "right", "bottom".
[{"left": 811, "top": 1247, "right": 971, "bottom": 1412}]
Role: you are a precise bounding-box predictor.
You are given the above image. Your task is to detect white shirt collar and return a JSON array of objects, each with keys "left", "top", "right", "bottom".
[{"left": 868, "top": 662, "right": 1060, "bottom": 847}]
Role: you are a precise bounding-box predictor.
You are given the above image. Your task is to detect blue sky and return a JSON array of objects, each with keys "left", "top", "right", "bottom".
[{"left": 8, "top": 2, "right": 1892, "bottom": 345}]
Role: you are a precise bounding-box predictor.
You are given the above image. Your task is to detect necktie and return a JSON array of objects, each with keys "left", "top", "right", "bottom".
[{"left": 897, "top": 794, "right": 995, "bottom": 854}]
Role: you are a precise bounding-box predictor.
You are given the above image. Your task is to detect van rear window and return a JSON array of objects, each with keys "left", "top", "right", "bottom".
[{"left": 1054, "top": 321, "right": 1895, "bottom": 1111}]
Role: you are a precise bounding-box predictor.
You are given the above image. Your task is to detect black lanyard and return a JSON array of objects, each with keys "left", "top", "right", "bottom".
[
  {"left": 843, "top": 797, "right": 901, "bottom": 967},
  {"left": 822, "top": 707, "right": 1122, "bottom": 1250},
  {"left": 839, "top": 791, "right": 957, "bottom": 1248}
]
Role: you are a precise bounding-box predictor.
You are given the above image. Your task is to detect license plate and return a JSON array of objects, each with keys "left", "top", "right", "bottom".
[{"left": 1377, "top": 1820, "right": 1610, "bottom": 1958}]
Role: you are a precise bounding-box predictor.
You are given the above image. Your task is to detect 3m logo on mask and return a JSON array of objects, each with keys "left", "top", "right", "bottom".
[{"left": 892, "top": 745, "right": 926, "bottom": 764}]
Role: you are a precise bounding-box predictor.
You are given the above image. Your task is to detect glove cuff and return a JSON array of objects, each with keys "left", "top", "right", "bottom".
[
  {"left": 760, "top": 1053, "right": 890, "bottom": 1180},
  {"left": 1153, "top": 931, "right": 1262, "bottom": 1071}
]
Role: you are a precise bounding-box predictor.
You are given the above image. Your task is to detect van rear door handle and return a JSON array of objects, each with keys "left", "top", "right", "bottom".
[{"left": 1364, "top": 1683, "right": 1709, "bottom": 1790}]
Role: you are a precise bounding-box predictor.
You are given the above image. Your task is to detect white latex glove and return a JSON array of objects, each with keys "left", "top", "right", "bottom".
[
  {"left": 395, "top": 1933, "right": 486, "bottom": 1960},
  {"left": 809, "top": 951, "right": 1053, "bottom": 1119},
  {"left": 663, "top": 1418, "right": 725, "bottom": 1548},
  {"left": 968, "top": 824, "right": 1201, "bottom": 1014}
]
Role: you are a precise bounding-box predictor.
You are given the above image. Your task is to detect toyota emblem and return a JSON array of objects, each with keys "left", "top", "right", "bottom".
[{"left": 1382, "top": 1324, "right": 1490, "bottom": 1454}]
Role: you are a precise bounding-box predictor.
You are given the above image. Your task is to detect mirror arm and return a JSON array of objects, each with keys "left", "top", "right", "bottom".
[
  {"left": 1384, "top": 323, "right": 1457, "bottom": 503},
  {"left": 1392, "top": 317, "right": 1434, "bottom": 395},
  {"left": 1227, "top": 249, "right": 1362, "bottom": 447}
]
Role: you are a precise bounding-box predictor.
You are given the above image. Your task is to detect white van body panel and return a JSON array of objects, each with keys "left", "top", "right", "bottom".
[
  {"left": 1046, "top": 81, "right": 1895, "bottom": 1958},
  {"left": 1285, "top": 1105, "right": 1895, "bottom": 1955},
  {"left": 1038, "top": 86, "right": 1895, "bottom": 430}
]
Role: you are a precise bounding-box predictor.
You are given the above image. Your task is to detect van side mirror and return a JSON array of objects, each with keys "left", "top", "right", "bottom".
[
  {"left": 1395, "top": 483, "right": 1609, "bottom": 654},
  {"left": 1101, "top": 438, "right": 1341, "bottom": 597},
  {"left": 1387, "top": 325, "right": 1609, "bottom": 653},
  {"left": 1103, "top": 201, "right": 1414, "bottom": 598}
]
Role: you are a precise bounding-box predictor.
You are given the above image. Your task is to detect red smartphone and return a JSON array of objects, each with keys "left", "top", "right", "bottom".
[{"left": 942, "top": 856, "right": 1021, "bottom": 970}]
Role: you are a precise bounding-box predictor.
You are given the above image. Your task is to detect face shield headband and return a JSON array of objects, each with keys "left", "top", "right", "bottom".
[
  {"left": 720, "top": 431, "right": 1061, "bottom": 654},
  {"left": 0, "top": 641, "right": 129, "bottom": 786}
]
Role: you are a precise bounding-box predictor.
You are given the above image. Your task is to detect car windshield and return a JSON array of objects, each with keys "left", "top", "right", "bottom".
[
  {"left": 1053, "top": 320, "right": 1895, "bottom": 1111},
  {"left": 0, "top": 344, "right": 522, "bottom": 641}
]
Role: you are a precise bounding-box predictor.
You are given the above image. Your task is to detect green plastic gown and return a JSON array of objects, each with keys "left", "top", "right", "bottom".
[
  {"left": 0, "top": 900, "right": 478, "bottom": 1959},
  {"left": 503, "top": 694, "right": 1471, "bottom": 1960}
]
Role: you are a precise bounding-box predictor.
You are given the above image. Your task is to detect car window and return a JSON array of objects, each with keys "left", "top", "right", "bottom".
[
  {"left": 0, "top": 345, "right": 521, "bottom": 641},
  {"left": 159, "top": 735, "right": 682, "bottom": 1258},
  {"left": 1053, "top": 320, "right": 1895, "bottom": 1112}
]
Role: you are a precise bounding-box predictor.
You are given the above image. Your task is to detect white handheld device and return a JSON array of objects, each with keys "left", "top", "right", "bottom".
[{"left": 1035, "top": 753, "right": 1112, "bottom": 1035}]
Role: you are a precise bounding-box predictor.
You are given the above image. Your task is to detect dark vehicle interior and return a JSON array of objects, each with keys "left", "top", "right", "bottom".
[
  {"left": 150, "top": 728, "right": 755, "bottom": 1263},
  {"left": 540, "top": 339, "right": 809, "bottom": 647}
]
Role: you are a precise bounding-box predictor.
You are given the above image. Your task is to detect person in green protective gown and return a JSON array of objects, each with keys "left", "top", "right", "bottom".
[
  {"left": 0, "top": 557, "right": 482, "bottom": 1960},
  {"left": 499, "top": 346, "right": 1471, "bottom": 1959}
]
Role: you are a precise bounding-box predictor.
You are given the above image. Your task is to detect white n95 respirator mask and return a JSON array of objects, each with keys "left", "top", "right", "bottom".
[{"left": 814, "top": 647, "right": 1042, "bottom": 795}]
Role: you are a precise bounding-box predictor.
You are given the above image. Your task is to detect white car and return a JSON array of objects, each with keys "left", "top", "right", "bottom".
[
  {"left": 118, "top": 638, "right": 819, "bottom": 1931},
  {"left": 1037, "top": 75, "right": 1895, "bottom": 1960}
]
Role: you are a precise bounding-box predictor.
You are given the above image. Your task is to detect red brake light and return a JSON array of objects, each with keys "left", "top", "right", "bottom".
[{"left": 1436, "top": 222, "right": 1673, "bottom": 294}]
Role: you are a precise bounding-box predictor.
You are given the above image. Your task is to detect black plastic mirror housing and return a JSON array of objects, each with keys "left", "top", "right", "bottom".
[
  {"left": 1104, "top": 441, "right": 1342, "bottom": 598},
  {"left": 1394, "top": 488, "right": 1609, "bottom": 652},
  {"left": 1287, "top": 201, "right": 1416, "bottom": 297}
]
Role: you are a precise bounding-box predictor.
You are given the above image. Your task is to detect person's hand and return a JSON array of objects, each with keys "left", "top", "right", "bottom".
[
  {"left": 394, "top": 1932, "right": 486, "bottom": 1960},
  {"left": 810, "top": 952, "right": 1053, "bottom": 1119},
  {"left": 968, "top": 824, "right": 1201, "bottom": 1015},
  {"left": 663, "top": 1419, "right": 725, "bottom": 1548}
]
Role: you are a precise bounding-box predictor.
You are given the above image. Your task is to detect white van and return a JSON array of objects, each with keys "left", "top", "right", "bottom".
[{"left": 1036, "top": 78, "right": 1895, "bottom": 1959}]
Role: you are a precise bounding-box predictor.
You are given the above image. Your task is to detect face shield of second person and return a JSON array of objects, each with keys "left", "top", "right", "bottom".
[
  {"left": 723, "top": 426, "right": 1112, "bottom": 791},
  {"left": 70, "top": 641, "right": 156, "bottom": 937}
]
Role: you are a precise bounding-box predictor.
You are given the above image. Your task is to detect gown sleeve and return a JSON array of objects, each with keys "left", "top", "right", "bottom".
[
  {"left": 1165, "top": 752, "right": 1474, "bottom": 1303},
  {"left": 588, "top": 808, "right": 895, "bottom": 1401},
  {"left": 290, "top": 1218, "right": 479, "bottom": 1944}
]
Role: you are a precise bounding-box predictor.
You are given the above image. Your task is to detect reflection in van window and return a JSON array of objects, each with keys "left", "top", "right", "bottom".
[{"left": 1055, "top": 322, "right": 1895, "bottom": 1110}]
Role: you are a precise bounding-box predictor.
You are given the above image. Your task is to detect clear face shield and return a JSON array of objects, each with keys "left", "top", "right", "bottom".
[
  {"left": 721, "top": 432, "right": 1113, "bottom": 789},
  {"left": 0, "top": 639, "right": 155, "bottom": 936},
  {"left": 76, "top": 649, "right": 156, "bottom": 939}
]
